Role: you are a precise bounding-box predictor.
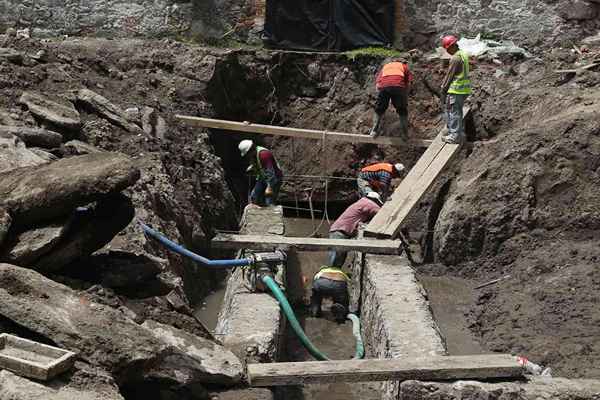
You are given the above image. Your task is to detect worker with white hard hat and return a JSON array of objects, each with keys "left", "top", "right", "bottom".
[
  {"left": 357, "top": 162, "right": 405, "bottom": 201},
  {"left": 238, "top": 139, "right": 283, "bottom": 206}
]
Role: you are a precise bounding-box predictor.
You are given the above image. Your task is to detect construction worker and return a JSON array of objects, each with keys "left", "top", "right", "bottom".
[
  {"left": 357, "top": 162, "right": 405, "bottom": 201},
  {"left": 440, "top": 35, "right": 472, "bottom": 144},
  {"left": 370, "top": 58, "right": 413, "bottom": 138},
  {"left": 328, "top": 192, "right": 383, "bottom": 267},
  {"left": 310, "top": 265, "right": 350, "bottom": 323},
  {"left": 238, "top": 139, "right": 283, "bottom": 206}
]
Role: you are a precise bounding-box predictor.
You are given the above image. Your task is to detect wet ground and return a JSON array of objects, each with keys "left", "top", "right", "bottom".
[
  {"left": 418, "top": 275, "right": 485, "bottom": 355},
  {"left": 280, "top": 217, "right": 382, "bottom": 400}
]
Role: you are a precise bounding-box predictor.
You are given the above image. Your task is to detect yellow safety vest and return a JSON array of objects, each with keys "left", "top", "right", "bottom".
[
  {"left": 314, "top": 267, "right": 351, "bottom": 283},
  {"left": 448, "top": 50, "right": 472, "bottom": 95}
]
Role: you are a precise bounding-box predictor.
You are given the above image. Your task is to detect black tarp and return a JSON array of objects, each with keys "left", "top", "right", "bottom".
[{"left": 264, "top": 0, "right": 394, "bottom": 51}]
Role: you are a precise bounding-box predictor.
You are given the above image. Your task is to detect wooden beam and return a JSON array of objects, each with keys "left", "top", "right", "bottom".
[
  {"left": 247, "top": 354, "right": 522, "bottom": 386},
  {"left": 176, "top": 115, "right": 432, "bottom": 148},
  {"left": 365, "top": 107, "right": 470, "bottom": 239},
  {"left": 212, "top": 234, "right": 403, "bottom": 255}
]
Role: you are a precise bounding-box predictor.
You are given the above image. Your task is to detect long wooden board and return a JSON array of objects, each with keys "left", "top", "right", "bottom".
[
  {"left": 176, "top": 115, "right": 432, "bottom": 148},
  {"left": 212, "top": 233, "right": 403, "bottom": 255},
  {"left": 365, "top": 107, "right": 470, "bottom": 238},
  {"left": 248, "top": 354, "right": 522, "bottom": 386}
]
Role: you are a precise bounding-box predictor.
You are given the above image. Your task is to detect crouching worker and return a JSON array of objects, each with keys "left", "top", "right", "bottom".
[
  {"left": 239, "top": 139, "right": 283, "bottom": 206},
  {"left": 310, "top": 266, "right": 350, "bottom": 323}
]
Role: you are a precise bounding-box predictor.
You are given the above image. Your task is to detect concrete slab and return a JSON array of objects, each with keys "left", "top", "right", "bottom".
[{"left": 357, "top": 254, "right": 446, "bottom": 400}]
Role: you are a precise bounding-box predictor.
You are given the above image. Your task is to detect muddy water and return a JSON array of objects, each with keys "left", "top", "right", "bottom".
[
  {"left": 194, "top": 282, "right": 227, "bottom": 332},
  {"left": 418, "top": 275, "right": 485, "bottom": 355},
  {"left": 281, "top": 217, "right": 381, "bottom": 400}
]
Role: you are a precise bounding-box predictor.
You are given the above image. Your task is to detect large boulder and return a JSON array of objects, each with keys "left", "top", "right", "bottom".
[
  {"left": 76, "top": 89, "right": 142, "bottom": 133},
  {"left": 33, "top": 194, "right": 135, "bottom": 272},
  {"left": 0, "top": 152, "right": 140, "bottom": 228},
  {"left": 0, "top": 132, "right": 47, "bottom": 173},
  {"left": 0, "top": 368, "right": 123, "bottom": 400},
  {"left": 0, "top": 264, "right": 243, "bottom": 389},
  {"left": 142, "top": 320, "right": 243, "bottom": 385},
  {"left": 1, "top": 224, "right": 63, "bottom": 265},
  {"left": 0, "top": 125, "right": 63, "bottom": 148},
  {"left": 18, "top": 92, "right": 81, "bottom": 131}
]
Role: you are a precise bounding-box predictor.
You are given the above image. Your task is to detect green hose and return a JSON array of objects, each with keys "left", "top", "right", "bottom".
[
  {"left": 261, "top": 275, "right": 330, "bottom": 361},
  {"left": 346, "top": 313, "right": 365, "bottom": 359}
]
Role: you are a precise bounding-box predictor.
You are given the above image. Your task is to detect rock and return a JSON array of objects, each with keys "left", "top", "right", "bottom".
[
  {"left": 0, "top": 152, "right": 140, "bottom": 228},
  {"left": 141, "top": 320, "right": 243, "bottom": 385},
  {"left": 400, "top": 378, "right": 600, "bottom": 399},
  {"left": 0, "top": 209, "right": 10, "bottom": 246},
  {"left": 0, "top": 368, "right": 124, "bottom": 400},
  {"left": 74, "top": 250, "right": 172, "bottom": 298},
  {"left": 76, "top": 88, "right": 142, "bottom": 133},
  {"left": 210, "top": 389, "right": 273, "bottom": 400},
  {"left": 28, "top": 147, "right": 59, "bottom": 162},
  {"left": 0, "top": 48, "right": 24, "bottom": 64},
  {"left": 33, "top": 194, "right": 135, "bottom": 272},
  {"left": 62, "top": 140, "right": 103, "bottom": 156},
  {"left": 557, "top": 0, "right": 598, "bottom": 20},
  {"left": 0, "top": 132, "right": 47, "bottom": 173},
  {"left": 0, "top": 125, "right": 63, "bottom": 148},
  {"left": 141, "top": 107, "right": 167, "bottom": 139},
  {"left": 0, "top": 264, "right": 243, "bottom": 389},
  {"left": 18, "top": 91, "right": 81, "bottom": 131},
  {"left": 0, "top": 263, "right": 168, "bottom": 381},
  {"left": 1, "top": 224, "right": 63, "bottom": 265}
]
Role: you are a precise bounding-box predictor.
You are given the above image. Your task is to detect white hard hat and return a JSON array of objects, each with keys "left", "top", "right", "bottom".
[
  {"left": 238, "top": 140, "right": 254, "bottom": 157},
  {"left": 366, "top": 191, "right": 383, "bottom": 205},
  {"left": 394, "top": 163, "right": 405, "bottom": 173}
]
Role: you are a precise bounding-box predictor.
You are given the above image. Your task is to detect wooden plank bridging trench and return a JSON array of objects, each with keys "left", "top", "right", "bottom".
[
  {"left": 365, "top": 107, "right": 471, "bottom": 239},
  {"left": 212, "top": 233, "right": 403, "bottom": 255},
  {"left": 176, "top": 115, "right": 432, "bottom": 148},
  {"left": 248, "top": 353, "right": 522, "bottom": 387}
]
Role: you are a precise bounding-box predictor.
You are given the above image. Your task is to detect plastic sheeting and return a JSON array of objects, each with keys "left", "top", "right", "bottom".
[{"left": 264, "top": 0, "right": 394, "bottom": 51}]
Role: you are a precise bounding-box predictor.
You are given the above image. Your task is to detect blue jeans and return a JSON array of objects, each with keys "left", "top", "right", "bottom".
[
  {"left": 445, "top": 94, "right": 468, "bottom": 140},
  {"left": 328, "top": 230, "right": 350, "bottom": 267},
  {"left": 250, "top": 177, "right": 282, "bottom": 206}
]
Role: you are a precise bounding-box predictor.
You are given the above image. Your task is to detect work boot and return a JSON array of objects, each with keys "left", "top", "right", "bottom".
[
  {"left": 442, "top": 134, "right": 459, "bottom": 144},
  {"left": 331, "top": 303, "right": 347, "bottom": 324},
  {"left": 369, "top": 113, "right": 383, "bottom": 138},
  {"left": 398, "top": 114, "right": 409, "bottom": 139}
]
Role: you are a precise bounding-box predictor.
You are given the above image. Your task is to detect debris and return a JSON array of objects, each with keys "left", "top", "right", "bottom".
[
  {"left": 474, "top": 274, "right": 511, "bottom": 290},
  {"left": 0, "top": 333, "right": 76, "bottom": 381}
]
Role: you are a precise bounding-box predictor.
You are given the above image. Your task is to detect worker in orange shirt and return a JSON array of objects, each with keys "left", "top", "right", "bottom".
[
  {"left": 357, "top": 162, "right": 405, "bottom": 201},
  {"left": 369, "top": 58, "right": 413, "bottom": 138}
]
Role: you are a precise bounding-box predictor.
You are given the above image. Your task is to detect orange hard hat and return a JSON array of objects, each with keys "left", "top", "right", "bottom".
[{"left": 442, "top": 35, "right": 458, "bottom": 49}]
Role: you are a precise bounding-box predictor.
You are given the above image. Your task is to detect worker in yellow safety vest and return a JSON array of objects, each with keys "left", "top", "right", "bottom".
[
  {"left": 440, "top": 35, "right": 472, "bottom": 144},
  {"left": 239, "top": 140, "right": 283, "bottom": 206},
  {"left": 310, "top": 266, "right": 351, "bottom": 323}
]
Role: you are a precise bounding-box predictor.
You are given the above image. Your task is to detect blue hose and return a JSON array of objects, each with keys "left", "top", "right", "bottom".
[{"left": 140, "top": 223, "right": 252, "bottom": 267}]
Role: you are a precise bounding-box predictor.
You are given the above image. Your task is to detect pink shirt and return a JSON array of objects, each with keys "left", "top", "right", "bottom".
[{"left": 330, "top": 197, "right": 381, "bottom": 236}]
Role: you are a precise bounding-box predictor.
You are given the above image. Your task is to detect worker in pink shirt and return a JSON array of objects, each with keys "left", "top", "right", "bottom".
[{"left": 327, "top": 191, "right": 382, "bottom": 267}]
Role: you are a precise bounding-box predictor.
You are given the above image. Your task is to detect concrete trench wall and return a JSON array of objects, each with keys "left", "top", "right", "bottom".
[{"left": 215, "top": 205, "right": 286, "bottom": 400}]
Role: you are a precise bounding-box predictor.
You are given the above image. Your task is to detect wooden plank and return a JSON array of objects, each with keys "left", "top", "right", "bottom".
[
  {"left": 365, "top": 107, "right": 470, "bottom": 238},
  {"left": 248, "top": 354, "right": 522, "bottom": 386},
  {"left": 176, "top": 115, "right": 432, "bottom": 148},
  {"left": 212, "top": 233, "right": 403, "bottom": 255}
]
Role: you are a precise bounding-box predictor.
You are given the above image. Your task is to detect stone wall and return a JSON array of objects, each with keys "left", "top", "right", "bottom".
[
  {"left": 397, "top": 0, "right": 600, "bottom": 48},
  {"left": 0, "top": 0, "right": 191, "bottom": 37}
]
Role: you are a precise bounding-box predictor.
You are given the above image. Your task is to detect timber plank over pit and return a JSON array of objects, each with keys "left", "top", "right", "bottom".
[
  {"left": 212, "top": 233, "right": 403, "bottom": 255},
  {"left": 176, "top": 115, "right": 432, "bottom": 148},
  {"left": 247, "top": 354, "right": 522, "bottom": 387}
]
